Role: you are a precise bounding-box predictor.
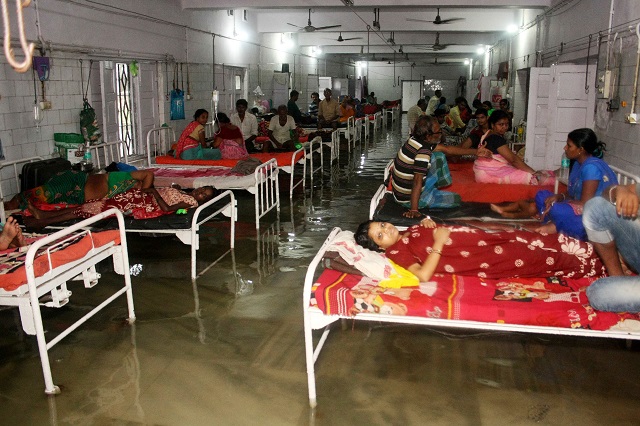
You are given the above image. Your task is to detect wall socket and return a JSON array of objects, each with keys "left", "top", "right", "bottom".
[
  {"left": 39, "top": 101, "right": 52, "bottom": 110},
  {"left": 597, "top": 70, "right": 611, "bottom": 98}
]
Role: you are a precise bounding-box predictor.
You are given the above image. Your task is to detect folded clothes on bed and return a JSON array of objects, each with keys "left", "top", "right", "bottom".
[{"left": 311, "top": 269, "right": 640, "bottom": 330}]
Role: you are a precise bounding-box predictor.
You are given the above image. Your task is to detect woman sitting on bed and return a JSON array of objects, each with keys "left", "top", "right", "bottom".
[
  {"left": 175, "top": 109, "right": 222, "bottom": 160},
  {"left": 473, "top": 110, "right": 554, "bottom": 185},
  {"left": 491, "top": 128, "right": 618, "bottom": 241},
  {"left": 211, "top": 113, "right": 249, "bottom": 159},
  {"left": 354, "top": 218, "right": 606, "bottom": 282},
  {"left": 24, "top": 186, "right": 217, "bottom": 229}
]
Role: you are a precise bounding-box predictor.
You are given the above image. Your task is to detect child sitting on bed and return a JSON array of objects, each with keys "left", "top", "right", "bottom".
[
  {"left": 354, "top": 218, "right": 606, "bottom": 282},
  {"left": 0, "top": 216, "right": 26, "bottom": 250},
  {"left": 23, "top": 186, "right": 217, "bottom": 229}
]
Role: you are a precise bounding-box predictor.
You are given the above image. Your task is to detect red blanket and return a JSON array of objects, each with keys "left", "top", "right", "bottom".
[
  {"left": 312, "top": 269, "right": 638, "bottom": 330},
  {"left": 156, "top": 150, "right": 304, "bottom": 168},
  {"left": 446, "top": 162, "right": 565, "bottom": 203}
]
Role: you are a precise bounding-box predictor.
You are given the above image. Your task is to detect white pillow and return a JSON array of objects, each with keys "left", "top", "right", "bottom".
[{"left": 326, "top": 230, "right": 395, "bottom": 280}]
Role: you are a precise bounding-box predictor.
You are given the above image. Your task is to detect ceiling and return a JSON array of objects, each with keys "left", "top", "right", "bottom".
[{"left": 182, "top": 0, "right": 552, "bottom": 64}]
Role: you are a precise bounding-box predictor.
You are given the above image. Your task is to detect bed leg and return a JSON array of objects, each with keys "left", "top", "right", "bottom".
[{"left": 304, "top": 321, "right": 318, "bottom": 408}]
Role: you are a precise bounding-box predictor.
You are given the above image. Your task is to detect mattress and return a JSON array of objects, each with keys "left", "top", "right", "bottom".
[
  {"left": 155, "top": 150, "right": 304, "bottom": 168},
  {"left": 149, "top": 167, "right": 256, "bottom": 190},
  {"left": 446, "top": 161, "right": 564, "bottom": 203},
  {"left": 0, "top": 230, "right": 120, "bottom": 293}
]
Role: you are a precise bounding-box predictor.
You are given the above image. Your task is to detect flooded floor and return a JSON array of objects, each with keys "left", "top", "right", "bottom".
[{"left": 1, "top": 118, "right": 640, "bottom": 425}]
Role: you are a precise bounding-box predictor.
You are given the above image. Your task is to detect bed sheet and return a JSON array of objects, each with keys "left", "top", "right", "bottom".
[
  {"left": 312, "top": 269, "right": 639, "bottom": 331},
  {"left": 155, "top": 150, "right": 304, "bottom": 168},
  {"left": 148, "top": 167, "right": 256, "bottom": 190},
  {"left": 0, "top": 230, "right": 120, "bottom": 293}
]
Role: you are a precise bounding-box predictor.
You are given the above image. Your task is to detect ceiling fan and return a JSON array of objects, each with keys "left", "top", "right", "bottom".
[
  {"left": 406, "top": 8, "right": 465, "bottom": 25},
  {"left": 288, "top": 9, "right": 341, "bottom": 32},
  {"left": 416, "top": 33, "right": 457, "bottom": 51},
  {"left": 326, "top": 32, "right": 362, "bottom": 42}
]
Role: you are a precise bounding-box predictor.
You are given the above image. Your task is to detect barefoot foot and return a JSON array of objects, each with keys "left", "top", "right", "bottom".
[
  {"left": 490, "top": 204, "right": 505, "bottom": 215},
  {"left": 0, "top": 216, "right": 21, "bottom": 250},
  {"left": 534, "top": 223, "right": 557, "bottom": 235}
]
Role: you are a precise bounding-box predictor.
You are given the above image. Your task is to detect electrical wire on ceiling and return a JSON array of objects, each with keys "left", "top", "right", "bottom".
[
  {"left": 56, "top": 0, "right": 355, "bottom": 68},
  {"left": 339, "top": 3, "right": 402, "bottom": 55}
]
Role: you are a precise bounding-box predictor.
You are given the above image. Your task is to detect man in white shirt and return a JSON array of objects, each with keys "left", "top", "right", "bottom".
[
  {"left": 407, "top": 98, "right": 427, "bottom": 135},
  {"left": 425, "top": 89, "right": 442, "bottom": 116},
  {"left": 230, "top": 98, "right": 259, "bottom": 153},
  {"left": 267, "top": 105, "right": 297, "bottom": 152}
]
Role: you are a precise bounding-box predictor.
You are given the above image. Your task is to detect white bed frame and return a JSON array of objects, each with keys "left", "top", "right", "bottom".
[
  {"left": 0, "top": 208, "right": 135, "bottom": 395},
  {"left": 145, "top": 127, "right": 279, "bottom": 229},
  {"left": 303, "top": 227, "right": 640, "bottom": 408},
  {"left": 0, "top": 154, "right": 237, "bottom": 279},
  {"left": 123, "top": 189, "right": 237, "bottom": 280}
]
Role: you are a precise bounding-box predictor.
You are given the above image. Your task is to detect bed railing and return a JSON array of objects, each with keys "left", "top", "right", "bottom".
[
  {"left": 0, "top": 156, "right": 45, "bottom": 222},
  {"left": 555, "top": 164, "right": 640, "bottom": 193},
  {"left": 610, "top": 165, "right": 640, "bottom": 186},
  {"left": 146, "top": 127, "right": 176, "bottom": 166},
  {"left": 89, "top": 140, "right": 129, "bottom": 170},
  {"left": 254, "top": 158, "right": 280, "bottom": 229}
]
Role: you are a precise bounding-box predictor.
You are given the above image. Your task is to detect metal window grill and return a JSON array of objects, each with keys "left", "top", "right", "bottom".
[{"left": 115, "top": 63, "right": 136, "bottom": 155}]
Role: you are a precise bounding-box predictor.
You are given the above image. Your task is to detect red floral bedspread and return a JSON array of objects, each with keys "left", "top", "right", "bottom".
[{"left": 311, "top": 269, "right": 639, "bottom": 331}]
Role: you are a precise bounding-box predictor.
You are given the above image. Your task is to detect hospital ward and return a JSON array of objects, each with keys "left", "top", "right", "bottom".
[{"left": 3, "top": 0, "right": 640, "bottom": 424}]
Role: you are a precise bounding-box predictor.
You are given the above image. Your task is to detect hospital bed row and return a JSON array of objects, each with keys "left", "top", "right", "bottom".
[{"left": 0, "top": 155, "right": 237, "bottom": 280}]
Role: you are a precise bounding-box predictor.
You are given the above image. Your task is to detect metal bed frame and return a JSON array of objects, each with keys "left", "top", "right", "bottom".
[
  {"left": 303, "top": 227, "right": 640, "bottom": 408},
  {"left": 0, "top": 208, "right": 135, "bottom": 395}
]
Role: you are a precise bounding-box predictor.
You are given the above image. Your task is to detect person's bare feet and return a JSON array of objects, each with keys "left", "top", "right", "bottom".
[
  {"left": 534, "top": 222, "right": 557, "bottom": 235},
  {"left": 0, "top": 216, "right": 23, "bottom": 250},
  {"left": 27, "top": 202, "right": 44, "bottom": 220},
  {"left": 490, "top": 203, "right": 505, "bottom": 215}
]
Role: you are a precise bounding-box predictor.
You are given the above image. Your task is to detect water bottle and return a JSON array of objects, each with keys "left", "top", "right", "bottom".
[{"left": 560, "top": 153, "right": 570, "bottom": 180}]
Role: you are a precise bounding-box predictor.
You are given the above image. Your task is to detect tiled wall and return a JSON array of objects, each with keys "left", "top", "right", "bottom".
[{"left": 0, "top": 56, "right": 86, "bottom": 198}]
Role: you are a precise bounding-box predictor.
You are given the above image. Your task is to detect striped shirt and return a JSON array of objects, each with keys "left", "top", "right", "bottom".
[{"left": 391, "top": 137, "right": 433, "bottom": 202}]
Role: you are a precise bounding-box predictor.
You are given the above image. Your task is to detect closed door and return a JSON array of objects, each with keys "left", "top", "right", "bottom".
[
  {"left": 524, "top": 65, "right": 595, "bottom": 170},
  {"left": 401, "top": 80, "right": 423, "bottom": 113}
]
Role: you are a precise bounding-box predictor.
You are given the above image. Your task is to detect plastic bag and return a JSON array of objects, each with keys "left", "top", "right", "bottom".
[
  {"left": 80, "top": 100, "right": 102, "bottom": 145},
  {"left": 170, "top": 89, "right": 185, "bottom": 120}
]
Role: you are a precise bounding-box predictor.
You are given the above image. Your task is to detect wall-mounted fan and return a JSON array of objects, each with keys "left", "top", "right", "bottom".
[
  {"left": 416, "top": 33, "right": 457, "bottom": 51},
  {"left": 288, "top": 9, "right": 341, "bottom": 32},
  {"left": 406, "top": 8, "right": 464, "bottom": 25}
]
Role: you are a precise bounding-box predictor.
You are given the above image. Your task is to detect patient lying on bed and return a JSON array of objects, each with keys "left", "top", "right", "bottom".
[
  {"left": 0, "top": 216, "right": 26, "bottom": 250},
  {"left": 24, "top": 186, "right": 216, "bottom": 229},
  {"left": 355, "top": 218, "right": 606, "bottom": 282}
]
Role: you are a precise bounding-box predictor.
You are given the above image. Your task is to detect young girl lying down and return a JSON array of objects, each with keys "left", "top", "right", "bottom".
[{"left": 355, "top": 218, "right": 606, "bottom": 281}]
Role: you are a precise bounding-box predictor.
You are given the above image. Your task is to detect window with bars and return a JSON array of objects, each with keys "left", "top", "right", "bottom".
[{"left": 115, "top": 63, "right": 136, "bottom": 155}]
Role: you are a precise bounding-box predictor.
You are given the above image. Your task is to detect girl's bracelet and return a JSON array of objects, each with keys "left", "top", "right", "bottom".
[
  {"left": 608, "top": 185, "right": 618, "bottom": 206},
  {"left": 431, "top": 248, "right": 443, "bottom": 255}
]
